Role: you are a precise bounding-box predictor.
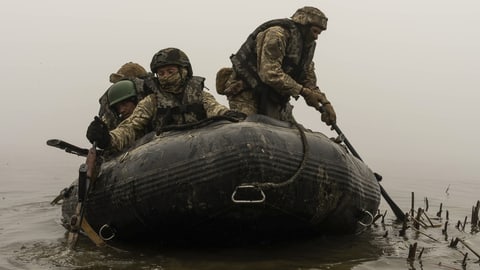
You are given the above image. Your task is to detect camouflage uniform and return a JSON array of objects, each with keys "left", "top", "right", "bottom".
[
  {"left": 109, "top": 76, "right": 228, "bottom": 152},
  {"left": 98, "top": 62, "right": 152, "bottom": 130},
  {"left": 87, "top": 48, "right": 237, "bottom": 153},
  {"left": 222, "top": 7, "right": 332, "bottom": 122}
]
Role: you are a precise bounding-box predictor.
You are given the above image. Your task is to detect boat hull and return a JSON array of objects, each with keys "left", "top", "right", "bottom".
[{"left": 61, "top": 115, "right": 381, "bottom": 243}]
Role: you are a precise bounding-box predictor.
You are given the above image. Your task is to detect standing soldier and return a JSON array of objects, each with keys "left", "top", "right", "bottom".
[{"left": 218, "top": 6, "right": 336, "bottom": 125}]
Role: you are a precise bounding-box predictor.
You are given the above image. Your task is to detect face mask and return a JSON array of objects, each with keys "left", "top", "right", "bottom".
[{"left": 158, "top": 68, "right": 188, "bottom": 94}]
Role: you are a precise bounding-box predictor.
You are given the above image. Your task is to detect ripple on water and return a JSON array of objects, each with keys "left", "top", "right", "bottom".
[{"left": 1, "top": 169, "right": 479, "bottom": 269}]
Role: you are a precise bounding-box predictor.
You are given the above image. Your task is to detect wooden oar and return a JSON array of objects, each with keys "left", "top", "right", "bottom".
[
  {"left": 67, "top": 141, "right": 106, "bottom": 249},
  {"left": 67, "top": 163, "right": 88, "bottom": 249},
  {"left": 317, "top": 106, "right": 406, "bottom": 221}
]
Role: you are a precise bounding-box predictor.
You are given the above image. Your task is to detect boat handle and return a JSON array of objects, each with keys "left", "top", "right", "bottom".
[
  {"left": 99, "top": 224, "right": 116, "bottom": 241},
  {"left": 357, "top": 209, "right": 374, "bottom": 227},
  {"left": 231, "top": 185, "right": 266, "bottom": 204}
]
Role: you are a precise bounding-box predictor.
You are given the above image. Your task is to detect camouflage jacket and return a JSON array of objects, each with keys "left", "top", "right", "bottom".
[
  {"left": 109, "top": 76, "right": 228, "bottom": 152},
  {"left": 98, "top": 74, "right": 159, "bottom": 130},
  {"left": 230, "top": 19, "right": 317, "bottom": 99}
]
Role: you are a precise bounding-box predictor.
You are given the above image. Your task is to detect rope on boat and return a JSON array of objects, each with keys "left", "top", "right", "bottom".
[
  {"left": 156, "top": 115, "right": 241, "bottom": 134},
  {"left": 159, "top": 115, "right": 309, "bottom": 190},
  {"left": 236, "top": 119, "right": 309, "bottom": 191},
  {"left": 157, "top": 115, "right": 309, "bottom": 202}
]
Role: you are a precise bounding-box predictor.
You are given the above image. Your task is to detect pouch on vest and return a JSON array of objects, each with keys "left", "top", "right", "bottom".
[{"left": 215, "top": 67, "right": 233, "bottom": 95}]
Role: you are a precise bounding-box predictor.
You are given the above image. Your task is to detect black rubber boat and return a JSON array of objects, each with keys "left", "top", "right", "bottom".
[{"left": 57, "top": 114, "right": 381, "bottom": 244}]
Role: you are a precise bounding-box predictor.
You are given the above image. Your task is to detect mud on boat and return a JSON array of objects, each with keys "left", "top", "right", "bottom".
[{"left": 56, "top": 114, "right": 381, "bottom": 244}]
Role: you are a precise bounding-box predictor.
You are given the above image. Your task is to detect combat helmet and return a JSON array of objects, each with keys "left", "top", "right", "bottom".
[
  {"left": 110, "top": 62, "right": 148, "bottom": 83},
  {"left": 150, "top": 48, "right": 193, "bottom": 77},
  {"left": 291, "top": 6, "right": 328, "bottom": 30},
  {"left": 107, "top": 80, "right": 137, "bottom": 107}
]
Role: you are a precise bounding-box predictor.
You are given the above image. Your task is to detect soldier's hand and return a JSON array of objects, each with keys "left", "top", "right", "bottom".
[
  {"left": 300, "top": 87, "right": 322, "bottom": 109},
  {"left": 86, "top": 116, "right": 110, "bottom": 149},
  {"left": 321, "top": 103, "right": 336, "bottom": 126},
  {"left": 223, "top": 110, "right": 247, "bottom": 120}
]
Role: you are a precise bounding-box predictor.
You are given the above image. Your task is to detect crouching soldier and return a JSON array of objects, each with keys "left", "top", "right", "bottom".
[
  {"left": 98, "top": 62, "right": 155, "bottom": 130},
  {"left": 86, "top": 47, "right": 246, "bottom": 153}
]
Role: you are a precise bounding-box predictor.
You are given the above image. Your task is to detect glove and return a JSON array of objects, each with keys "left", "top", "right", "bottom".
[
  {"left": 86, "top": 116, "right": 110, "bottom": 149},
  {"left": 300, "top": 87, "right": 323, "bottom": 109},
  {"left": 223, "top": 110, "right": 247, "bottom": 120},
  {"left": 301, "top": 87, "right": 336, "bottom": 126},
  {"left": 321, "top": 103, "right": 336, "bottom": 126}
]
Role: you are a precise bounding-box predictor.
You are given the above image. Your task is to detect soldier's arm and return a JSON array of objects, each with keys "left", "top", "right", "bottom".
[
  {"left": 109, "top": 94, "right": 156, "bottom": 152},
  {"left": 301, "top": 62, "right": 317, "bottom": 89},
  {"left": 202, "top": 91, "right": 229, "bottom": 117},
  {"left": 256, "top": 26, "right": 303, "bottom": 97}
]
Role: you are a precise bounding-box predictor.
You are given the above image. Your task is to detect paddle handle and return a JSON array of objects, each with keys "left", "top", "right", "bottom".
[{"left": 317, "top": 105, "right": 406, "bottom": 221}]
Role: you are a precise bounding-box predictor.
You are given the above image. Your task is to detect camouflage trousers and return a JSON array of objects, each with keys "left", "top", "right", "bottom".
[{"left": 227, "top": 89, "right": 295, "bottom": 122}]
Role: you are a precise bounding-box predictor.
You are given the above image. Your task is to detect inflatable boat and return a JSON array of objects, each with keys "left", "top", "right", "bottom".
[{"left": 54, "top": 115, "right": 381, "bottom": 244}]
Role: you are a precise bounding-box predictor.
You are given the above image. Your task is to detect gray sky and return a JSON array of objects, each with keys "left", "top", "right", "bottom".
[{"left": 1, "top": 0, "right": 479, "bottom": 183}]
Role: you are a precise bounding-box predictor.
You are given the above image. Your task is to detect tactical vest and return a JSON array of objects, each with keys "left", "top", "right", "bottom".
[
  {"left": 154, "top": 76, "right": 207, "bottom": 129},
  {"left": 98, "top": 74, "right": 158, "bottom": 130},
  {"left": 230, "top": 19, "right": 316, "bottom": 111}
]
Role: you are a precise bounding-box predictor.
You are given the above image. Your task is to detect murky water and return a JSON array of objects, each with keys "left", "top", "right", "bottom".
[{"left": 1, "top": 154, "right": 479, "bottom": 270}]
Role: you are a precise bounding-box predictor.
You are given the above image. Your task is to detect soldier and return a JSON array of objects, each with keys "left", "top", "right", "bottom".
[
  {"left": 99, "top": 62, "right": 151, "bottom": 130},
  {"left": 218, "top": 6, "right": 336, "bottom": 125},
  {"left": 106, "top": 80, "right": 138, "bottom": 123},
  {"left": 86, "top": 47, "right": 245, "bottom": 152},
  {"left": 109, "top": 61, "right": 149, "bottom": 84}
]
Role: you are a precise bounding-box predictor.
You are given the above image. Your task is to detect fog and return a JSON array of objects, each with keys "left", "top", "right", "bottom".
[{"left": 1, "top": 0, "right": 478, "bottom": 184}]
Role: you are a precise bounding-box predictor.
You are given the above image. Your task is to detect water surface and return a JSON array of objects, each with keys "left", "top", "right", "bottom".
[{"left": 1, "top": 154, "right": 479, "bottom": 270}]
